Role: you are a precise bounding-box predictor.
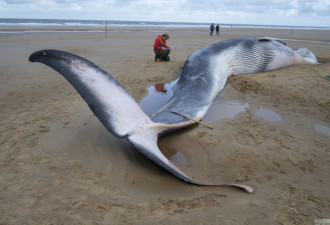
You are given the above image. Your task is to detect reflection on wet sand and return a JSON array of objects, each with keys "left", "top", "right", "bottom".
[
  {"left": 202, "top": 99, "right": 249, "bottom": 124},
  {"left": 139, "top": 79, "right": 178, "bottom": 116},
  {"left": 153, "top": 83, "right": 167, "bottom": 93},
  {"left": 169, "top": 151, "right": 187, "bottom": 169},
  {"left": 255, "top": 107, "right": 283, "bottom": 122},
  {"left": 314, "top": 123, "right": 330, "bottom": 137}
]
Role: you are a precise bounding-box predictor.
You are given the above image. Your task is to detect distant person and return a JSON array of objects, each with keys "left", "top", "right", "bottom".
[
  {"left": 153, "top": 33, "right": 171, "bottom": 62},
  {"left": 210, "top": 23, "right": 215, "bottom": 36},
  {"left": 216, "top": 24, "right": 220, "bottom": 35}
]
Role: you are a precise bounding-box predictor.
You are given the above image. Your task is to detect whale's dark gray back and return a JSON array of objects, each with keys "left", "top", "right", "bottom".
[
  {"left": 151, "top": 38, "right": 245, "bottom": 124},
  {"left": 151, "top": 37, "right": 313, "bottom": 125}
]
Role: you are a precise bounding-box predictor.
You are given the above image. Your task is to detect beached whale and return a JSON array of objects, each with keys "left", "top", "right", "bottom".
[{"left": 29, "top": 37, "right": 318, "bottom": 193}]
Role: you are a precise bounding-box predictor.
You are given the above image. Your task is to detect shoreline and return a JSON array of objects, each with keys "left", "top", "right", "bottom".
[
  {"left": 1, "top": 18, "right": 330, "bottom": 29},
  {"left": 1, "top": 26, "right": 330, "bottom": 43}
]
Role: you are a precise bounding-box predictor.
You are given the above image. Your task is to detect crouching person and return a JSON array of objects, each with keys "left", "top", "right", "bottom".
[{"left": 154, "top": 33, "right": 171, "bottom": 62}]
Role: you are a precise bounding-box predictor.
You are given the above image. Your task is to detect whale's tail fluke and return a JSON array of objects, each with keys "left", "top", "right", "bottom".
[
  {"left": 29, "top": 49, "right": 153, "bottom": 139},
  {"left": 29, "top": 49, "right": 253, "bottom": 193},
  {"left": 128, "top": 127, "right": 253, "bottom": 193}
]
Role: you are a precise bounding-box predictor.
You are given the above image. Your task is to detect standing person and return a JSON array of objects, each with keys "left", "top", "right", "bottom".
[
  {"left": 209, "top": 23, "right": 214, "bottom": 36},
  {"left": 216, "top": 24, "right": 220, "bottom": 36},
  {"left": 153, "top": 33, "right": 171, "bottom": 62}
]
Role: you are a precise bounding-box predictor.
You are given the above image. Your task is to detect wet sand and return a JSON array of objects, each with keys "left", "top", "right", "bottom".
[{"left": 0, "top": 26, "right": 329, "bottom": 224}]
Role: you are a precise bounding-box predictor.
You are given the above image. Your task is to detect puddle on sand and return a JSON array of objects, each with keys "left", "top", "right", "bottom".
[
  {"left": 255, "top": 108, "right": 283, "bottom": 122},
  {"left": 139, "top": 79, "right": 249, "bottom": 122},
  {"left": 139, "top": 78, "right": 178, "bottom": 116},
  {"left": 169, "top": 151, "right": 187, "bottom": 169},
  {"left": 202, "top": 99, "right": 249, "bottom": 124},
  {"left": 314, "top": 123, "right": 330, "bottom": 137}
]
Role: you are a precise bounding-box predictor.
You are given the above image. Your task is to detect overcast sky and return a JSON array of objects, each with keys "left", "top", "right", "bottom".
[{"left": 1, "top": 0, "right": 330, "bottom": 27}]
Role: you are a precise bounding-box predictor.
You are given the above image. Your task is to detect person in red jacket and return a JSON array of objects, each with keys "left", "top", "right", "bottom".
[{"left": 153, "top": 33, "right": 171, "bottom": 61}]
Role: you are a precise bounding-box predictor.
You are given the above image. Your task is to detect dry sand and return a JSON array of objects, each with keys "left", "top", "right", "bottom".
[{"left": 0, "top": 26, "right": 329, "bottom": 224}]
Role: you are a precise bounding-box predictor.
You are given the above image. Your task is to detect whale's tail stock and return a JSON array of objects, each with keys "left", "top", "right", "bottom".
[{"left": 29, "top": 49, "right": 253, "bottom": 193}]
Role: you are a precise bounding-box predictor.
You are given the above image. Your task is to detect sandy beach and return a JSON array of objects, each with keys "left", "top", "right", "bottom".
[{"left": 0, "top": 26, "right": 329, "bottom": 224}]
